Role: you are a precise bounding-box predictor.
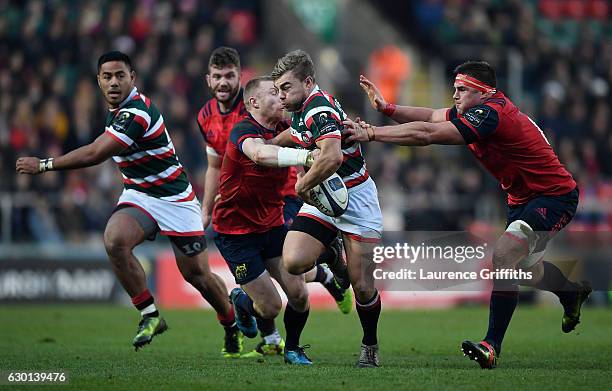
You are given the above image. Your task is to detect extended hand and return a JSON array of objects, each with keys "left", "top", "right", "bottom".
[
  {"left": 342, "top": 119, "right": 372, "bottom": 143},
  {"left": 201, "top": 209, "right": 211, "bottom": 229},
  {"left": 295, "top": 172, "right": 314, "bottom": 205},
  {"left": 359, "top": 74, "right": 387, "bottom": 112},
  {"left": 16, "top": 157, "right": 42, "bottom": 175}
]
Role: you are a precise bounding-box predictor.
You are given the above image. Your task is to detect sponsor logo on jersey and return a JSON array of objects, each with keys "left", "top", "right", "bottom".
[
  {"left": 113, "top": 111, "right": 132, "bottom": 132},
  {"left": 464, "top": 106, "right": 490, "bottom": 128}
]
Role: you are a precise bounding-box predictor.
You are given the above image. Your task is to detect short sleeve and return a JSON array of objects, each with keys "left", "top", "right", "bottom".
[
  {"left": 450, "top": 104, "right": 499, "bottom": 144},
  {"left": 230, "top": 121, "right": 261, "bottom": 152},
  {"left": 105, "top": 108, "right": 150, "bottom": 147},
  {"left": 304, "top": 104, "right": 342, "bottom": 142}
]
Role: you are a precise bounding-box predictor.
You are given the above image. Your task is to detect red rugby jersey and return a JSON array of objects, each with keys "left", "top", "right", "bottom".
[
  {"left": 213, "top": 115, "right": 290, "bottom": 234},
  {"left": 196, "top": 90, "right": 247, "bottom": 158},
  {"left": 447, "top": 91, "right": 576, "bottom": 205}
]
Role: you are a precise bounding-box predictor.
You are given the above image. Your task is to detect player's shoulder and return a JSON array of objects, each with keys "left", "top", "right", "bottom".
[
  {"left": 198, "top": 99, "right": 217, "bottom": 121},
  {"left": 302, "top": 90, "right": 344, "bottom": 124},
  {"left": 481, "top": 92, "right": 510, "bottom": 112},
  {"left": 303, "top": 91, "right": 336, "bottom": 113},
  {"left": 461, "top": 104, "right": 500, "bottom": 129},
  {"left": 119, "top": 94, "right": 150, "bottom": 113},
  {"left": 232, "top": 116, "right": 260, "bottom": 134}
]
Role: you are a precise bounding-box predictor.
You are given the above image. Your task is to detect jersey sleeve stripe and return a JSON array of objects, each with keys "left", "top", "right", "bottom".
[
  {"left": 105, "top": 127, "right": 133, "bottom": 147},
  {"left": 120, "top": 108, "right": 152, "bottom": 128},
  {"left": 236, "top": 133, "right": 261, "bottom": 152},
  {"left": 316, "top": 133, "right": 342, "bottom": 141}
]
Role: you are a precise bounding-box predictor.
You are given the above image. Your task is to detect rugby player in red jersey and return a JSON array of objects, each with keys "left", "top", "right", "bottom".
[
  {"left": 213, "top": 76, "right": 317, "bottom": 365},
  {"left": 346, "top": 61, "right": 591, "bottom": 369},
  {"left": 197, "top": 48, "right": 352, "bottom": 358}
]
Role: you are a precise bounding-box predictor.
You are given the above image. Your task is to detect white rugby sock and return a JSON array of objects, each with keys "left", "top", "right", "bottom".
[
  {"left": 141, "top": 303, "right": 157, "bottom": 317},
  {"left": 263, "top": 329, "right": 281, "bottom": 345}
]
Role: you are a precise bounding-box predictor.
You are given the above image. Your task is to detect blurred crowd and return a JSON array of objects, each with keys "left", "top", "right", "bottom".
[
  {"left": 371, "top": 0, "right": 611, "bottom": 233},
  {"left": 1, "top": 0, "right": 610, "bottom": 244},
  {"left": 0, "top": 0, "right": 260, "bottom": 242}
]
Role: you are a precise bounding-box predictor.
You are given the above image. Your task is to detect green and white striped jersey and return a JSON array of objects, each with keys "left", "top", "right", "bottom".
[
  {"left": 105, "top": 87, "right": 195, "bottom": 202},
  {"left": 290, "top": 85, "right": 369, "bottom": 188}
]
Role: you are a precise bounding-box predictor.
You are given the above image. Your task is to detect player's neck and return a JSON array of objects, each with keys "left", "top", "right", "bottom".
[
  {"left": 217, "top": 93, "right": 239, "bottom": 114},
  {"left": 251, "top": 111, "right": 278, "bottom": 130}
]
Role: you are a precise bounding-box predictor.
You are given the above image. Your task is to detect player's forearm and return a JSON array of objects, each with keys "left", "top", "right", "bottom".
[
  {"left": 202, "top": 167, "right": 220, "bottom": 213},
  {"left": 246, "top": 143, "right": 311, "bottom": 167},
  {"left": 299, "top": 153, "right": 342, "bottom": 191},
  {"left": 386, "top": 105, "right": 435, "bottom": 123},
  {"left": 250, "top": 144, "right": 283, "bottom": 166},
  {"left": 52, "top": 144, "right": 107, "bottom": 170},
  {"left": 372, "top": 122, "right": 432, "bottom": 146}
]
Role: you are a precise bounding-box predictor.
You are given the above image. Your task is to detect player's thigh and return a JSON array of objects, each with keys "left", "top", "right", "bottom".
[
  {"left": 283, "top": 215, "right": 337, "bottom": 268},
  {"left": 343, "top": 234, "right": 377, "bottom": 292},
  {"left": 214, "top": 231, "right": 268, "bottom": 286},
  {"left": 104, "top": 207, "right": 151, "bottom": 253},
  {"left": 506, "top": 189, "right": 578, "bottom": 251},
  {"left": 170, "top": 235, "right": 210, "bottom": 276},
  {"left": 266, "top": 256, "right": 308, "bottom": 304}
]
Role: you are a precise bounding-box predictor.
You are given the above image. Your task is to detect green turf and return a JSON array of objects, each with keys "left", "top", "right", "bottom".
[{"left": 0, "top": 305, "right": 610, "bottom": 390}]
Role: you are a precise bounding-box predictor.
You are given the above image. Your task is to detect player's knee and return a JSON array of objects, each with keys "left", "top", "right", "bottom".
[
  {"left": 352, "top": 280, "right": 374, "bottom": 303},
  {"left": 282, "top": 255, "right": 312, "bottom": 275},
  {"left": 258, "top": 299, "right": 282, "bottom": 319},
  {"left": 103, "top": 231, "right": 135, "bottom": 260}
]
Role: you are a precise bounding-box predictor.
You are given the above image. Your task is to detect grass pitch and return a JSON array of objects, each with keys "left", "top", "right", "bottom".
[{"left": 1, "top": 305, "right": 610, "bottom": 390}]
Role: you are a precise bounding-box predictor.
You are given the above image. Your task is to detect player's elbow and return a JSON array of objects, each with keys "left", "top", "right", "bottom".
[{"left": 89, "top": 146, "right": 109, "bottom": 165}]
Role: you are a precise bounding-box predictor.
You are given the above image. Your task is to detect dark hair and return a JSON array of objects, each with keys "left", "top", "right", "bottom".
[
  {"left": 243, "top": 76, "right": 274, "bottom": 107},
  {"left": 270, "top": 49, "right": 315, "bottom": 82},
  {"left": 453, "top": 61, "right": 496, "bottom": 88},
  {"left": 208, "top": 46, "right": 241, "bottom": 70},
  {"left": 97, "top": 51, "right": 133, "bottom": 73}
]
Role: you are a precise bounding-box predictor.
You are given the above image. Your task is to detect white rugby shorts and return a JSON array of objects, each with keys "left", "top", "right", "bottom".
[
  {"left": 117, "top": 189, "right": 204, "bottom": 236},
  {"left": 298, "top": 177, "right": 383, "bottom": 242}
]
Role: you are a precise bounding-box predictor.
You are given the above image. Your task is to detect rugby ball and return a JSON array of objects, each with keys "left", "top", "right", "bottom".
[{"left": 309, "top": 172, "right": 349, "bottom": 217}]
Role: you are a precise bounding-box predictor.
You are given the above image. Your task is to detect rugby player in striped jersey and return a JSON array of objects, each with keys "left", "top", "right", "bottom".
[
  {"left": 16, "top": 51, "right": 237, "bottom": 352},
  {"left": 270, "top": 50, "right": 384, "bottom": 368},
  {"left": 197, "top": 47, "right": 353, "bottom": 358}
]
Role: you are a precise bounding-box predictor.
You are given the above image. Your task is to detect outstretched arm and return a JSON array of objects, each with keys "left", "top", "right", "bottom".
[
  {"left": 359, "top": 75, "right": 448, "bottom": 123},
  {"left": 241, "top": 137, "right": 313, "bottom": 167},
  {"left": 16, "top": 132, "right": 125, "bottom": 174},
  {"left": 344, "top": 119, "right": 465, "bottom": 146}
]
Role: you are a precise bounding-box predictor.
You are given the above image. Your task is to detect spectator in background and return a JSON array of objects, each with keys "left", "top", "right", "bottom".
[{"left": 0, "top": 1, "right": 262, "bottom": 243}]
